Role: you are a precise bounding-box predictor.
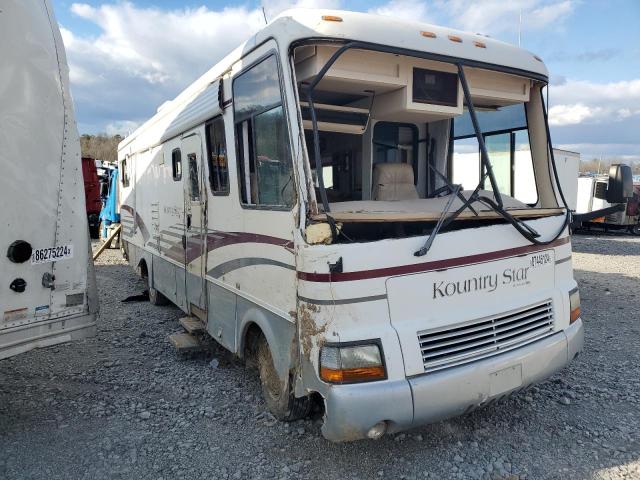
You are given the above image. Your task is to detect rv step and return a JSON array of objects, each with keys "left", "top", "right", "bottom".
[
  {"left": 179, "top": 316, "right": 206, "bottom": 334},
  {"left": 168, "top": 332, "right": 203, "bottom": 352}
]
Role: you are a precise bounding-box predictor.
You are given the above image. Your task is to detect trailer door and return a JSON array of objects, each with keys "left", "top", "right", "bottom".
[{"left": 182, "top": 133, "right": 207, "bottom": 313}]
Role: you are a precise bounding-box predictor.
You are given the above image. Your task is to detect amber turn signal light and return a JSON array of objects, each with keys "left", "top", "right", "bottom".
[
  {"left": 322, "top": 15, "right": 343, "bottom": 22},
  {"left": 569, "top": 287, "right": 581, "bottom": 324},
  {"left": 319, "top": 343, "right": 386, "bottom": 384},
  {"left": 320, "top": 365, "right": 386, "bottom": 383},
  {"left": 570, "top": 307, "right": 581, "bottom": 323}
]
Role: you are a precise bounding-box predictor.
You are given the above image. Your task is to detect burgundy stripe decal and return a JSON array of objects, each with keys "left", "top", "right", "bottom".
[
  {"left": 121, "top": 204, "right": 151, "bottom": 243},
  {"left": 297, "top": 236, "right": 570, "bottom": 283},
  {"left": 182, "top": 231, "right": 292, "bottom": 264}
]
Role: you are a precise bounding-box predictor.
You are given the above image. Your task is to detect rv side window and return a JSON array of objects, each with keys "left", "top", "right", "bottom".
[
  {"left": 233, "top": 54, "right": 294, "bottom": 208},
  {"left": 172, "top": 148, "right": 182, "bottom": 181},
  {"left": 121, "top": 158, "right": 130, "bottom": 187},
  {"left": 205, "top": 116, "right": 229, "bottom": 195},
  {"left": 188, "top": 153, "right": 200, "bottom": 201}
]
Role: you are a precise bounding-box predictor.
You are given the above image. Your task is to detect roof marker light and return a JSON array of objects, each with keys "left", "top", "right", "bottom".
[
  {"left": 448, "top": 35, "right": 463, "bottom": 43},
  {"left": 534, "top": 54, "right": 543, "bottom": 62},
  {"left": 474, "top": 40, "right": 486, "bottom": 48},
  {"left": 322, "top": 15, "right": 343, "bottom": 22},
  {"left": 421, "top": 31, "right": 437, "bottom": 38}
]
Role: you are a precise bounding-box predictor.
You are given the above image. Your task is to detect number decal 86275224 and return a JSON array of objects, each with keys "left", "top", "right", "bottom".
[{"left": 31, "top": 244, "right": 74, "bottom": 265}]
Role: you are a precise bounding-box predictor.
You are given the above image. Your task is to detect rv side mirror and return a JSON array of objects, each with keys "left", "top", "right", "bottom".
[{"left": 606, "top": 164, "right": 633, "bottom": 204}]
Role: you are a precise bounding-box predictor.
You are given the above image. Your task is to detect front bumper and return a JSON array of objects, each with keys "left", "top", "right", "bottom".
[{"left": 321, "top": 319, "right": 584, "bottom": 442}]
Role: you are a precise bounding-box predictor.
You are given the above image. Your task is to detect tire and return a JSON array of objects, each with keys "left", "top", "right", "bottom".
[
  {"left": 256, "top": 336, "right": 311, "bottom": 421},
  {"left": 148, "top": 286, "right": 170, "bottom": 306},
  {"left": 631, "top": 223, "right": 640, "bottom": 236},
  {"left": 89, "top": 223, "right": 100, "bottom": 239},
  {"left": 121, "top": 241, "right": 129, "bottom": 261}
]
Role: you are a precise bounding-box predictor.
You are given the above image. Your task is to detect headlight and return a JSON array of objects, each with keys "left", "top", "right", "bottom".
[
  {"left": 319, "top": 342, "right": 386, "bottom": 384},
  {"left": 569, "top": 287, "right": 581, "bottom": 323}
]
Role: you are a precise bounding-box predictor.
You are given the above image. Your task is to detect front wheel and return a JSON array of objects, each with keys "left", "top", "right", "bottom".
[
  {"left": 630, "top": 223, "right": 640, "bottom": 236},
  {"left": 256, "top": 336, "right": 311, "bottom": 421}
]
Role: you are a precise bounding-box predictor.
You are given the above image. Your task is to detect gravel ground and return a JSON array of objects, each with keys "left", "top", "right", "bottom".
[{"left": 1, "top": 234, "right": 639, "bottom": 480}]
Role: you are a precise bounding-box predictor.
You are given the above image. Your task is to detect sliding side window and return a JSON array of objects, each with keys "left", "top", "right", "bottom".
[
  {"left": 121, "top": 158, "right": 130, "bottom": 187},
  {"left": 233, "top": 55, "right": 294, "bottom": 207},
  {"left": 205, "top": 116, "right": 229, "bottom": 195},
  {"left": 172, "top": 148, "right": 182, "bottom": 181}
]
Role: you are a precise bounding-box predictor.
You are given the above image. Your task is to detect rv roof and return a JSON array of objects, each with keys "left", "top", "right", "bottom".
[{"left": 119, "top": 8, "right": 548, "bottom": 153}]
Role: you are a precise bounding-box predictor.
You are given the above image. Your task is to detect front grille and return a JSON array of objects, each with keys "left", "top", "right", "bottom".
[{"left": 418, "top": 300, "right": 554, "bottom": 372}]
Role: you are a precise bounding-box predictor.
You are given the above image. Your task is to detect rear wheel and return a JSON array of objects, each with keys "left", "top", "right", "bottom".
[
  {"left": 256, "top": 336, "right": 311, "bottom": 421},
  {"left": 630, "top": 223, "right": 640, "bottom": 236}
]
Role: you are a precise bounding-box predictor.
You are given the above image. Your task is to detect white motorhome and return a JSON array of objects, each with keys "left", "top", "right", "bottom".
[
  {"left": 119, "top": 9, "right": 586, "bottom": 441},
  {"left": 0, "top": 0, "right": 98, "bottom": 359}
]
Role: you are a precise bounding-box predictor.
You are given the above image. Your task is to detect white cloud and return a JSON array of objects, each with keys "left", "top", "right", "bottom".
[
  {"left": 369, "top": 0, "right": 433, "bottom": 23},
  {"left": 433, "top": 0, "right": 576, "bottom": 35},
  {"left": 105, "top": 120, "right": 141, "bottom": 136},
  {"left": 548, "top": 104, "right": 598, "bottom": 126},
  {"left": 549, "top": 79, "right": 640, "bottom": 126},
  {"left": 62, "top": 1, "right": 339, "bottom": 133}
]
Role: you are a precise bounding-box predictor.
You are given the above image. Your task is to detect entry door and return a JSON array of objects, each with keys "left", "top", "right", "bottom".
[{"left": 182, "top": 133, "right": 207, "bottom": 312}]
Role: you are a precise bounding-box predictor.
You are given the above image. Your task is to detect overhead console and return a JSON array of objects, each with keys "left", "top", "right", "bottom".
[{"left": 294, "top": 45, "right": 532, "bottom": 131}]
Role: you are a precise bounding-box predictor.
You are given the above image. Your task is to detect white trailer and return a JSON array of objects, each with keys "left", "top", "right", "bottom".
[
  {"left": 119, "top": 9, "right": 590, "bottom": 441},
  {"left": 0, "top": 0, "right": 98, "bottom": 359},
  {"left": 553, "top": 149, "right": 580, "bottom": 212}
]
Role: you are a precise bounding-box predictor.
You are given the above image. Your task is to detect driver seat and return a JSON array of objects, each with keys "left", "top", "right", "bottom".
[{"left": 372, "top": 163, "right": 419, "bottom": 201}]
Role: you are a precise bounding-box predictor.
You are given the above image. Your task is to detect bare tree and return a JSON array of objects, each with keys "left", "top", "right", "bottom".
[{"left": 80, "top": 134, "right": 122, "bottom": 163}]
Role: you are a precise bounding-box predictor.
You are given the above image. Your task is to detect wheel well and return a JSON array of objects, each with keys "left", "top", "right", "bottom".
[
  {"left": 242, "top": 322, "right": 264, "bottom": 362},
  {"left": 137, "top": 259, "right": 148, "bottom": 279}
]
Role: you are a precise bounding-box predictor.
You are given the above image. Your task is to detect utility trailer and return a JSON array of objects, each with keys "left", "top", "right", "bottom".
[
  {"left": 118, "top": 9, "right": 608, "bottom": 441},
  {"left": 573, "top": 169, "right": 638, "bottom": 234},
  {"left": 0, "top": 0, "right": 98, "bottom": 359},
  {"left": 82, "top": 157, "right": 103, "bottom": 239}
]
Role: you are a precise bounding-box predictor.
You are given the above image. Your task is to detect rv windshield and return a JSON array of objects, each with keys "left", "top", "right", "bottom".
[{"left": 294, "top": 45, "right": 564, "bottom": 243}]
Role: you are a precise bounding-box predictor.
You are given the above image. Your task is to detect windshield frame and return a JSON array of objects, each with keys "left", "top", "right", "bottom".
[{"left": 290, "top": 39, "right": 569, "bottom": 247}]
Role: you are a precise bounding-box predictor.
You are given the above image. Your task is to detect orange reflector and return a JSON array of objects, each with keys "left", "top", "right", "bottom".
[
  {"left": 593, "top": 216, "right": 605, "bottom": 223},
  {"left": 474, "top": 41, "right": 486, "bottom": 48},
  {"left": 448, "top": 35, "right": 463, "bottom": 43},
  {"left": 320, "top": 365, "right": 386, "bottom": 383},
  {"left": 570, "top": 307, "right": 581, "bottom": 324},
  {"left": 421, "top": 31, "right": 437, "bottom": 38},
  {"left": 322, "top": 15, "right": 343, "bottom": 22}
]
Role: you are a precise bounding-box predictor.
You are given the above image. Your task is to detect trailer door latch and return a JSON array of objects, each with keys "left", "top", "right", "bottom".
[{"left": 42, "top": 272, "right": 55, "bottom": 289}]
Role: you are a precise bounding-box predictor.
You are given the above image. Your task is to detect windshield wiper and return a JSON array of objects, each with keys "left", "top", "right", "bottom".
[{"left": 414, "top": 184, "right": 462, "bottom": 257}]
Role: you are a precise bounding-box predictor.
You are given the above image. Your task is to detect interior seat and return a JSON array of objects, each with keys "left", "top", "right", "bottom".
[{"left": 372, "top": 163, "right": 419, "bottom": 201}]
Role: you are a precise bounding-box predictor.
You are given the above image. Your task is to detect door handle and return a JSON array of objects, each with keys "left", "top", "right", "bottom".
[{"left": 186, "top": 213, "right": 192, "bottom": 229}]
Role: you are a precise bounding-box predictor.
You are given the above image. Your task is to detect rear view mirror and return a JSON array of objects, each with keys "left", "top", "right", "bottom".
[{"left": 606, "top": 164, "right": 633, "bottom": 204}]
